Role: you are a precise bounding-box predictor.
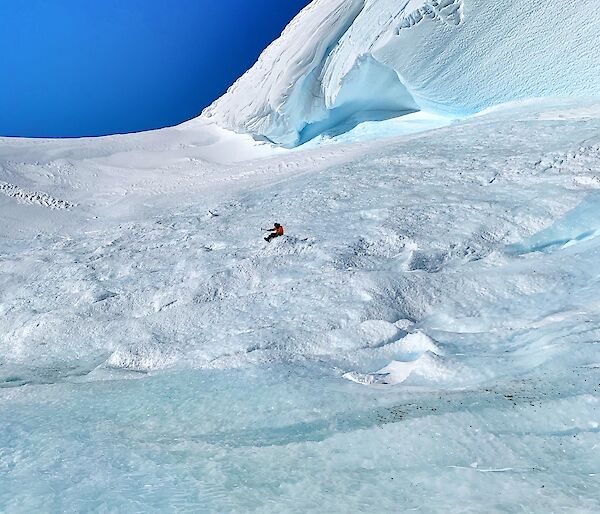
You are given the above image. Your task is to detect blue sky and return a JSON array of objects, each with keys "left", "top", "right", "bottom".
[{"left": 0, "top": 1, "right": 309, "bottom": 137}]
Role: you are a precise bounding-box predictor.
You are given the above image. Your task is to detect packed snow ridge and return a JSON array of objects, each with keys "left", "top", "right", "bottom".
[{"left": 205, "top": 0, "right": 600, "bottom": 146}]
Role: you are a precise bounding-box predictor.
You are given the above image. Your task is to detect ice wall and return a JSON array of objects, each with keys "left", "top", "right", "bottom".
[{"left": 204, "top": 0, "right": 600, "bottom": 146}]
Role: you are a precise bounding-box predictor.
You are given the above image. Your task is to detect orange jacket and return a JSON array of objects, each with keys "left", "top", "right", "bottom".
[{"left": 275, "top": 226, "right": 284, "bottom": 236}]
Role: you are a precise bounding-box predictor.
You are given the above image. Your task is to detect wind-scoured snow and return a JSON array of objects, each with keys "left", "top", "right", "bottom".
[
  {"left": 205, "top": 0, "right": 600, "bottom": 146},
  {"left": 1, "top": 98, "right": 600, "bottom": 512}
]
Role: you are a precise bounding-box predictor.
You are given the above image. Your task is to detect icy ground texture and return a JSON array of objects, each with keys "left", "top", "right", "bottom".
[
  {"left": 205, "top": 0, "right": 600, "bottom": 146},
  {"left": 1, "top": 99, "right": 600, "bottom": 511}
]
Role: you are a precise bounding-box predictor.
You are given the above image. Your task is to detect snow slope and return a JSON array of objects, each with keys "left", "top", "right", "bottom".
[
  {"left": 1, "top": 98, "right": 600, "bottom": 512},
  {"left": 205, "top": 0, "right": 600, "bottom": 146}
]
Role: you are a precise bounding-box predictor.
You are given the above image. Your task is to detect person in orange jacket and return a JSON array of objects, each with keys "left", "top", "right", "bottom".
[{"left": 264, "top": 222, "right": 284, "bottom": 242}]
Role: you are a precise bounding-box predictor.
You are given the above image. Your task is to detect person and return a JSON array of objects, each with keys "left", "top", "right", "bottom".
[{"left": 264, "top": 222, "right": 284, "bottom": 242}]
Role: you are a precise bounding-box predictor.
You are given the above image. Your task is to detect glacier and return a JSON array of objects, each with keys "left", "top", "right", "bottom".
[
  {"left": 1, "top": 98, "right": 600, "bottom": 512},
  {"left": 2, "top": 0, "right": 600, "bottom": 511},
  {"left": 205, "top": 0, "right": 600, "bottom": 146}
]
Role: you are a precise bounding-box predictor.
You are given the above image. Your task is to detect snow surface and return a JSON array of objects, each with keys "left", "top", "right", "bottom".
[
  {"left": 205, "top": 0, "right": 600, "bottom": 146},
  {"left": 1, "top": 97, "right": 600, "bottom": 512}
]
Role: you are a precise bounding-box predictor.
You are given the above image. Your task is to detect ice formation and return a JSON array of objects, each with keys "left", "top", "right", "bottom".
[{"left": 205, "top": 0, "right": 600, "bottom": 145}]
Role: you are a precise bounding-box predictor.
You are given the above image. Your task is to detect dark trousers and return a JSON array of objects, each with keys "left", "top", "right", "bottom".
[{"left": 265, "top": 232, "right": 281, "bottom": 242}]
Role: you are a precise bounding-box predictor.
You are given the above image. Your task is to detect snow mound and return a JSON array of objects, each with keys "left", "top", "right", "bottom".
[
  {"left": 205, "top": 0, "right": 600, "bottom": 146},
  {"left": 343, "top": 331, "right": 457, "bottom": 386}
]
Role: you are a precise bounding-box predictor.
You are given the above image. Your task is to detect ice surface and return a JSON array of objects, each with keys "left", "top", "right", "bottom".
[
  {"left": 205, "top": 0, "right": 600, "bottom": 145},
  {"left": 1, "top": 98, "right": 600, "bottom": 511}
]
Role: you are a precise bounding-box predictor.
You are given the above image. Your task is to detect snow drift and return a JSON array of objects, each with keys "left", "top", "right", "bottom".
[{"left": 204, "top": 0, "right": 600, "bottom": 146}]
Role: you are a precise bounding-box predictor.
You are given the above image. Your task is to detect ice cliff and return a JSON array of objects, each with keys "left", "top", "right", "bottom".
[{"left": 204, "top": 0, "right": 600, "bottom": 146}]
